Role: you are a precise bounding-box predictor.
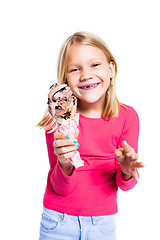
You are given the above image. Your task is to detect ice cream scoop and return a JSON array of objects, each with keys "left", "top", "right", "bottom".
[{"left": 47, "top": 83, "right": 76, "bottom": 119}]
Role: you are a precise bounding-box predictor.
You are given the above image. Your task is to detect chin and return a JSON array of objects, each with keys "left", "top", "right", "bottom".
[{"left": 81, "top": 97, "right": 101, "bottom": 104}]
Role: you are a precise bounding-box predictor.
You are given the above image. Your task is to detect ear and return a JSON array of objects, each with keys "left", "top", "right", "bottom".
[{"left": 109, "top": 61, "right": 116, "bottom": 78}]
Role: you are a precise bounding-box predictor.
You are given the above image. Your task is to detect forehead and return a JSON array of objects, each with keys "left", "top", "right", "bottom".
[{"left": 67, "top": 43, "right": 107, "bottom": 64}]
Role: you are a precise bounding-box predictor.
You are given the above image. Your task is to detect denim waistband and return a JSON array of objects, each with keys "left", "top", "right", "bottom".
[{"left": 42, "top": 206, "right": 116, "bottom": 224}]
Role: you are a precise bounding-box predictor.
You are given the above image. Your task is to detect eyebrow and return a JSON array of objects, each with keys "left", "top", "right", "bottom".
[{"left": 68, "top": 58, "right": 104, "bottom": 66}]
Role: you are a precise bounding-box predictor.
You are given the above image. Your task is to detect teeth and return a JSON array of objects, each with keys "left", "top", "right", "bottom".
[{"left": 81, "top": 83, "right": 98, "bottom": 89}]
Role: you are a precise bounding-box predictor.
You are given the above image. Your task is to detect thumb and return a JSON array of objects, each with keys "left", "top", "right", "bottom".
[{"left": 115, "top": 148, "right": 124, "bottom": 162}]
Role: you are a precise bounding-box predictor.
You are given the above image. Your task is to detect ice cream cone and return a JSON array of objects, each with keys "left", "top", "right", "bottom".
[{"left": 47, "top": 83, "right": 84, "bottom": 168}]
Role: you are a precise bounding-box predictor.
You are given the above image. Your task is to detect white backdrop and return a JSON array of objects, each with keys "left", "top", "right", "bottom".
[{"left": 0, "top": 0, "right": 160, "bottom": 239}]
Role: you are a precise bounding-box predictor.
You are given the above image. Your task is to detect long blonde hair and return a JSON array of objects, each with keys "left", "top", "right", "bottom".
[
  {"left": 37, "top": 32, "right": 121, "bottom": 130},
  {"left": 57, "top": 31, "right": 120, "bottom": 120}
]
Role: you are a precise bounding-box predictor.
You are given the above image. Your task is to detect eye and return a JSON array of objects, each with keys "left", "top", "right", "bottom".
[
  {"left": 71, "top": 68, "right": 79, "bottom": 72},
  {"left": 92, "top": 63, "right": 100, "bottom": 67}
]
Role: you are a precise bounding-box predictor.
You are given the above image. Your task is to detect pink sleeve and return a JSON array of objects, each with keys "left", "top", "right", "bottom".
[
  {"left": 45, "top": 131, "right": 77, "bottom": 196},
  {"left": 116, "top": 106, "right": 139, "bottom": 191}
]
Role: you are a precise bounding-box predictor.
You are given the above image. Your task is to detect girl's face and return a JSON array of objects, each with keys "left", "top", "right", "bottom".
[{"left": 66, "top": 43, "right": 115, "bottom": 107}]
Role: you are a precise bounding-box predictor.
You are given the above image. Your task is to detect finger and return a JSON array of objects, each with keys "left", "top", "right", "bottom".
[
  {"left": 54, "top": 147, "right": 75, "bottom": 162},
  {"left": 54, "top": 147, "right": 60, "bottom": 157},
  {"left": 54, "top": 130, "right": 79, "bottom": 141},
  {"left": 126, "top": 153, "right": 141, "bottom": 165},
  {"left": 115, "top": 148, "right": 123, "bottom": 155},
  {"left": 132, "top": 161, "right": 145, "bottom": 169},
  {"left": 131, "top": 153, "right": 138, "bottom": 161},
  {"left": 56, "top": 145, "right": 77, "bottom": 155},
  {"left": 115, "top": 149, "right": 123, "bottom": 157},
  {"left": 125, "top": 153, "right": 138, "bottom": 161},
  {"left": 131, "top": 169, "right": 139, "bottom": 181},
  {"left": 122, "top": 141, "right": 134, "bottom": 154},
  {"left": 54, "top": 131, "right": 67, "bottom": 140},
  {"left": 115, "top": 149, "right": 125, "bottom": 162},
  {"left": 53, "top": 137, "right": 79, "bottom": 148},
  {"left": 59, "top": 151, "right": 77, "bottom": 162}
]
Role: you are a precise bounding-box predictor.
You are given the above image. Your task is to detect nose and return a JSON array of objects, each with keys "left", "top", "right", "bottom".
[{"left": 80, "top": 67, "right": 93, "bottom": 81}]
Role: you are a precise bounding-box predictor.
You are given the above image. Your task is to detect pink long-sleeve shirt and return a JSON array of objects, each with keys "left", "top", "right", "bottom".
[{"left": 43, "top": 104, "right": 139, "bottom": 216}]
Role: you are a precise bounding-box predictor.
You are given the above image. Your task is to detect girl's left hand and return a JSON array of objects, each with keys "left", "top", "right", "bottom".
[{"left": 115, "top": 141, "right": 145, "bottom": 181}]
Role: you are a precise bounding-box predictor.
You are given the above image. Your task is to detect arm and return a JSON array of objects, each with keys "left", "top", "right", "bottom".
[
  {"left": 45, "top": 131, "right": 77, "bottom": 196},
  {"left": 115, "top": 107, "right": 144, "bottom": 191}
]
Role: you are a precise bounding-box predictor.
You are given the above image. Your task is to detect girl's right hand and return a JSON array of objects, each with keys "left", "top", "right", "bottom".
[{"left": 53, "top": 128, "right": 79, "bottom": 169}]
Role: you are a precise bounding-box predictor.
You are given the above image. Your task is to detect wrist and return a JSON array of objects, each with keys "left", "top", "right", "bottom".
[
  {"left": 58, "top": 159, "right": 74, "bottom": 176},
  {"left": 121, "top": 171, "right": 132, "bottom": 181}
]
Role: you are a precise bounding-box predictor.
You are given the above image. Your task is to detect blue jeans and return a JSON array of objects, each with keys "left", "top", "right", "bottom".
[{"left": 39, "top": 207, "right": 117, "bottom": 240}]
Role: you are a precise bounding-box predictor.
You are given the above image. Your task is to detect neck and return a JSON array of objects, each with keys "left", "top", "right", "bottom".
[{"left": 77, "top": 99, "right": 105, "bottom": 118}]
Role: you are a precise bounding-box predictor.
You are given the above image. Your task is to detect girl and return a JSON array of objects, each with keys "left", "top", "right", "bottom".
[{"left": 38, "top": 32, "right": 144, "bottom": 240}]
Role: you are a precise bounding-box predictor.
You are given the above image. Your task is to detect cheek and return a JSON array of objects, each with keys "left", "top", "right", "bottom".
[
  {"left": 67, "top": 74, "right": 77, "bottom": 87},
  {"left": 66, "top": 81, "right": 79, "bottom": 97},
  {"left": 67, "top": 79, "right": 74, "bottom": 89},
  {"left": 98, "top": 68, "right": 110, "bottom": 82},
  {"left": 66, "top": 81, "right": 77, "bottom": 95},
  {"left": 66, "top": 74, "right": 72, "bottom": 84}
]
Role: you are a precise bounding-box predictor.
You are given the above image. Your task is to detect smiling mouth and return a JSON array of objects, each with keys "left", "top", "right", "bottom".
[{"left": 79, "top": 83, "right": 100, "bottom": 90}]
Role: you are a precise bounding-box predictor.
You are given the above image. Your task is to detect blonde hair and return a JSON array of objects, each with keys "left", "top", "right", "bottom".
[
  {"left": 57, "top": 31, "right": 120, "bottom": 120},
  {"left": 37, "top": 32, "right": 121, "bottom": 130}
]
